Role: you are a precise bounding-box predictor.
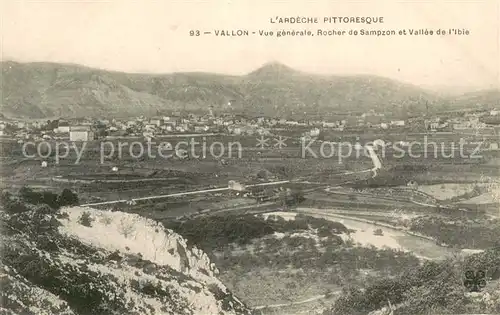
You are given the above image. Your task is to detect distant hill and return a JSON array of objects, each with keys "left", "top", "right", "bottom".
[
  {"left": 454, "top": 89, "right": 500, "bottom": 109},
  {"left": 1, "top": 61, "right": 498, "bottom": 119}
]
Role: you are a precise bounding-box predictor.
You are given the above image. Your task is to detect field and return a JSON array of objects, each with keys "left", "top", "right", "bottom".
[
  {"left": 3, "top": 130, "right": 500, "bottom": 315},
  {"left": 2, "top": 131, "right": 499, "bottom": 224}
]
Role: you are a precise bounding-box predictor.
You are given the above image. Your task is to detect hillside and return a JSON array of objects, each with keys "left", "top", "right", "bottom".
[
  {"left": 0, "top": 201, "right": 252, "bottom": 315},
  {"left": 454, "top": 89, "right": 500, "bottom": 109},
  {"left": 4, "top": 60, "right": 492, "bottom": 119}
]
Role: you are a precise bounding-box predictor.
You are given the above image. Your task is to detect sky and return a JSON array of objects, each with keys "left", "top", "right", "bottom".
[{"left": 2, "top": 0, "right": 499, "bottom": 91}]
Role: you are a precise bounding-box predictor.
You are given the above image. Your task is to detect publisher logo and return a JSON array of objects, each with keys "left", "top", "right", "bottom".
[{"left": 464, "top": 269, "right": 487, "bottom": 292}]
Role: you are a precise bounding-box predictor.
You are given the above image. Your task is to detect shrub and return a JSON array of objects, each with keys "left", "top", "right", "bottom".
[
  {"left": 99, "top": 214, "right": 113, "bottom": 226},
  {"left": 57, "top": 211, "right": 70, "bottom": 220},
  {"left": 3, "top": 197, "right": 30, "bottom": 214},
  {"left": 285, "top": 189, "right": 306, "bottom": 206},
  {"left": 318, "top": 226, "right": 333, "bottom": 237},
  {"left": 2, "top": 239, "right": 129, "bottom": 314},
  {"left": 78, "top": 211, "right": 94, "bottom": 227},
  {"left": 1, "top": 190, "right": 12, "bottom": 204},
  {"left": 18, "top": 187, "right": 60, "bottom": 209},
  {"left": 4, "top": 208, "right": 61, "bottom": 236},
  {"left": 163, "top": 215, "right": 275, "bottom": 251},
  {"left": 40, "top": 192, "right": 60, "bottom": 209},
  {"left": 19, "top": 186, "right": 36, "bottom": 202},
  {"left": 118, "top": 217, "right": 136, "bottom": 238},
  {"left": 58, "top": 189, "right": 79, "bottom": 207}
]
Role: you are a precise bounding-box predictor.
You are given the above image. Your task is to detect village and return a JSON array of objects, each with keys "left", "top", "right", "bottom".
[{"left": 1, "top": 106, "right": 499, "bottom": 143}]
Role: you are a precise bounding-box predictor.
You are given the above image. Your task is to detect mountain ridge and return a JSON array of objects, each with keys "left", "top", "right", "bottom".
[{"left": 1, "top": 61, "right": 498, "bottom": 119}]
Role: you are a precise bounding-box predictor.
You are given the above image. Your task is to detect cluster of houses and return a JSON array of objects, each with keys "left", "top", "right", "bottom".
[
  {"left": 1, "top": 108, "right": 499, "bottom": 142},
  {"left": 423, "top": 112, "right": 494, "bottom": 131}
]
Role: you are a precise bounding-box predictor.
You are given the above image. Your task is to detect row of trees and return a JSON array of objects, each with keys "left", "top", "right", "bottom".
[{"left": 2, "top": 187, "right": 79, "bottom": 214}]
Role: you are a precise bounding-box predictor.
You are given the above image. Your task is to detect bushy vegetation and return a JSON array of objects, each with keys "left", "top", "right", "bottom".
[
  {"left": 167, "top": 212, "right": 421, "bottom": 294},
  {"left": 0, "top": 188, "right": 254, "bottom": 315},
  {"left": 1, "top": 187, "right": 79, "bottom": 214},
  {"left": 0, "top": 192, "right": 30, "bottom": 214},
  {"left": 1, "top": 207, "right": 62, "bottom": 240},
  {"left": 408, "top": 215, "right": 500, "bottom": 249},
  {"left": 216, "top": 241, "right": 419, "bottom": 277},
  {"left": 3, "top": 240, "right": 129, "bottom": 315},
  {"left": 58, "top": 188, "right": 80, "bottom": 207},
  {"left": 0, "top": 196, "right": 130, "bottom": 314},
  {"left": 326, "top": 248, "right": 500, "bottom": 315},
  {"left": 163, "top": 213, "right": 348, "bottom": 252},
  {"left": 163, "top": 215, "right": 275, "bottom": 251},
  {"left": 373, "top": 228, "right": 384, "bottom": 236},
  {"left": 77, "top": 211, "right": 94, "bottom": 227},
  {"left": 447, "top": 185, "right": 482, "bottom": 202},
  {"left": 0, "top": 263, "right": 75, "bottom": 315}
]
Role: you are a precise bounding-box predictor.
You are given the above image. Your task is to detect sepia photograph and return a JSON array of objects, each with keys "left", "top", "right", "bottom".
[{"left": 1, "top": 0, "right": 499, "bottom": 314}]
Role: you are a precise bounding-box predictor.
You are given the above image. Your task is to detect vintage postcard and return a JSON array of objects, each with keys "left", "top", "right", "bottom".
[{"left": 1, "top": 0, "right": 499, "bottom": 314}]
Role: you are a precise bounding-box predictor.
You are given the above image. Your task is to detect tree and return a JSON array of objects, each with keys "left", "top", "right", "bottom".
[
  {"left": 19, "top": 186, "right": 36, "bottom": 202},
  {"left": 58, "top": 189, "right": 79, "bottom": 207},
  {"left": 3, "top": 197, "right": 29, "bottom": 214},
  {"left": 78, "top": 211, "right": 94, "bottom": 227},
  {"left": 19, "top": 187, "right": 58, "bottom": 208},
  {"left": 1, "top": 191, "right": 12, "bottom": 205},
  {"left": 40, "top": 191, "right": 60, "bottom": 209},
  {"left": 286, "top": 189, "right": 306, "bottom": 206},
  {"left": 316, "top": 131, "right": 325, "bottom": 141}
]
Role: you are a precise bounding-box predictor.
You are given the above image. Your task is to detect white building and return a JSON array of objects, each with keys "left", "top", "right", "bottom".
[
  {"left": 55, "top": 125, "right": 70, "bottom": 133},
  {"left": 391, "top": 120, "right": 406, "bottom": 126},
  {"left": 256, "top": 128, "right": 271, "bottom": 136},
  {"left": 70, "top": 126, "right": 94, "bottom": 141},
  {"left": 231, "top": 126, "right": 242, "bottom": 135},
  {"left": 228, "top": 180, "right": 246, "bottom": 191},
  {"left": 144, "top": 124, "right": 157, "bottom": 132},
  {"left": 194, "top": 125, "right": 209, "bottom": 132},
  {"left": 310, "top": 128, "right": 320, "bottom": 136},
  {"left": 149, "top": 118, "right": 164, "bottom": 126}
]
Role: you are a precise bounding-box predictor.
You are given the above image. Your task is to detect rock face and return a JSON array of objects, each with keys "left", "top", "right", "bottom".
[{"left": 0, "top": 206, "right": 252, "bottom": 315}]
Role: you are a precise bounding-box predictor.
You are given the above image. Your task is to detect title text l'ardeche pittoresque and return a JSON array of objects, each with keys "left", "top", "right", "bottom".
[{"left": 270, "top": 16, "right": 384, "bottom": 24}]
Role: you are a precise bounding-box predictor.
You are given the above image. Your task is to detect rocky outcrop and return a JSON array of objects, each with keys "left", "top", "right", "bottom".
[{"left": 0, "top": 206, "right": 252, "bottom": 315}]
